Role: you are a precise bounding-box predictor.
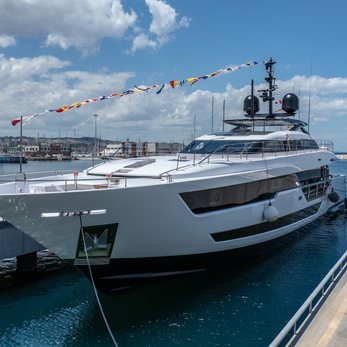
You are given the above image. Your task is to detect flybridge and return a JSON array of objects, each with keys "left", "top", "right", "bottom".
[{"left": 224, "top": 118, "right": 307, "bottom": 129}]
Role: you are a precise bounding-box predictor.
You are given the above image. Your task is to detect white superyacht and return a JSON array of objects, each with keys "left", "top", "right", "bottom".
[{"left": 0, "top": 58, "right": 344, "bottom": 291}]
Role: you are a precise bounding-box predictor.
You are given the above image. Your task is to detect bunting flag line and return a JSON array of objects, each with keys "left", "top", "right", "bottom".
[
  {"left": 11, "top": 61, "right": 258, "bottom": 126},
  {"left": 11, "top": 110, "right": 52, "bottom": 126}
]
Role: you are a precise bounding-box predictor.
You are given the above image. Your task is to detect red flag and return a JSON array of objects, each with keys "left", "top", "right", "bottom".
[
  {"left": 170, "top": 80, "right": 179, "bottom": 88},
  {"left": 11, "top": 118, "right": 21, "bottom": 126}
]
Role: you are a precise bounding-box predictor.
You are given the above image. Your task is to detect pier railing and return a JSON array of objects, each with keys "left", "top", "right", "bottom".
[{"left": 269, "top": 249, "right": 347, "bottom": 347}]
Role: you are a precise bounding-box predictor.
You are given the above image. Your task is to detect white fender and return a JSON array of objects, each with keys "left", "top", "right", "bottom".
[{"left": 264, "top": 204, "right": 279, "bottom": 222}]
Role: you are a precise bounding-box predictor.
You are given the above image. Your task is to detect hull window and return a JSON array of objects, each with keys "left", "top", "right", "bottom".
[
  {"left": 180, "top": 174, "right": 299, "bottom": 214},
  {"left": 211, "top": 202, "right": 321, "bottom": 242},
  {"left": 180, "top": 167, "right": 329, "bottom": 214}
]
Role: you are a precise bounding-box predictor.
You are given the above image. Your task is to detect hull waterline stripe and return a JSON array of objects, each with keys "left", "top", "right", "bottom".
[
  {"left": 211, "top": 202, "right": 322, "bottom": 242},
  {"left": 99, "top": 268, "right": 207, "bottom": 280}
]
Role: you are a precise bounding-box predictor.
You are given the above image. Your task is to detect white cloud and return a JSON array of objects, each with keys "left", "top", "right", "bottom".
[
  {"left": 0, "top": 0, "right": 190, "bottom": 54},
  {"left": 0, "top": 35, "right": 16, "bottom": 48},
  {"left": 131, "top": 33, "right": 158, "bottom": 52},
  {"left": 1, "top": 54, "right": 347, "bottom": 144},
  {"left": 146, "top": 0, "right": 189, "bottom": 44},
  {"left": 0, "top": 54, "right": 70, "bottom": 83},
  {"left": 0, "top": 54, "right": 135, "bottom": 136},
  {"left": 131, "top": 0, "right": 190, "bottom": 52},
  {"left": 0, "top": 0, "right": 137, "bottom": 53},
  {"left": 278, "top": 75, "right": 347, "bottom": 95}
]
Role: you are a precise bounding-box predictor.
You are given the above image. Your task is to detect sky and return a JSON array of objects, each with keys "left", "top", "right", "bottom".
[{"left": 1, "top": 0, "right": 347, "bottom": 150}]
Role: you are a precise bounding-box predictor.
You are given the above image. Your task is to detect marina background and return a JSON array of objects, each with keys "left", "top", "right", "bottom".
[{"left": 0, "top": 158, "right": 346, "bottom": 346}]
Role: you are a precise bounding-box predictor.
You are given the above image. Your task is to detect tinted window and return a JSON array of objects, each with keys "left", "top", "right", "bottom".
[
  {"left": 180, "top": 140, "right": 249, "bottom": 154},
  {"left": 180, "top": 174, "right": 299, "bottom": 214},
  {"left": 180, "top": 139, "right": 319, "bottom": 155}
]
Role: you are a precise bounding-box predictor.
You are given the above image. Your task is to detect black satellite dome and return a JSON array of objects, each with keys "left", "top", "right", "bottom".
[
  {"left": 282, "top": 93, "right": 299, "bottom": 114},
  {"left": 243, "top": 95, "right": 259, "bottom": 115}
]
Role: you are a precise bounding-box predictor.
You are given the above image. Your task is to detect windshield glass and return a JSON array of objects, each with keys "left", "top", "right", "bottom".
[
  {"left": 180, "top": 140, "right": 249, "bottom": 154},
  {"left": 180, "top": 139, "right": 319, "bottom": 155}
]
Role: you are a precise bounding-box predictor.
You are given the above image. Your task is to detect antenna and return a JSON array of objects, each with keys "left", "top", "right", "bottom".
[
  {"left": 251, "top": 79, "right": 255, "bottom": 131},
  {"left": 193, "top": 113, "right": 196, "bottom": 139},
  {"left": 19, "top": 116, "right": 23, "bottom": 174},
  {"left": 92, "top": 113, "right": 99, "bottom": 166},
  {"left": 211, "top": 96, "right": 214, "bottom": 132},
  {"left": 298, "top": 87, "right": 301, "bottom": 120},
  {"left": 307, "top": 60, "right": 313, "bottom": 132},
  {"left": 222, "top": 100, "right": 225, "bottom": 132},
  {"left": 258, "top": 57, "right": 277, "bottom": 118}
]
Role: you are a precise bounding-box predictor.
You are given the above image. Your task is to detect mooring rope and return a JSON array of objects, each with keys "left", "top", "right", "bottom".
[{"left": 78, "top": 214, "right": 119, "bottom": 347}]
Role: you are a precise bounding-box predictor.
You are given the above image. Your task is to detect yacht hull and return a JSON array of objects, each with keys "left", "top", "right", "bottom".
[{"left": 74, "top": 223, "right": 320, "bottom": 293}]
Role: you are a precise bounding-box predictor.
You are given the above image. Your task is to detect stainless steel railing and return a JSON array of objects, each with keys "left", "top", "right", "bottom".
[
  {"left": 301, "top": 181, "right": 329, "bottom": 201},
  {"left": 0, "top": 168, "right": 166, "bottom": 192},
  {"left": 269, "top": 249, "right": 347, "bottom": 347},
  {"left": 171, "top": 140, "right": 326, "bottom": 171}
]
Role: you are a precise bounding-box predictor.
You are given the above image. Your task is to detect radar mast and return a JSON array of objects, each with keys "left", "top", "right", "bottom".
[{"left": 258, "top": 58, "right": 277, "bottom": 118}]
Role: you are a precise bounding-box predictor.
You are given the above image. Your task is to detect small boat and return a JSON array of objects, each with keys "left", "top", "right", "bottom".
[
  {"left": 0, "top": 58, "right": 344, "bottom": 292},
  {"left": 0, "top": 153, "right": 27, "bottom": 164}
]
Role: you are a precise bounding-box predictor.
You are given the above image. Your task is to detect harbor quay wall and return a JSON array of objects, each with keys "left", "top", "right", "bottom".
[{"left": 0, "top": 221, "right": 44, "bottom": 260}]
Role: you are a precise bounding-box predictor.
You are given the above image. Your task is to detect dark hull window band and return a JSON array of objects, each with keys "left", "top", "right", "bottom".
[
  {"left": 180, "top": 167, "right": 328, "bottom": 214},
  {"left": 211, "top": 202, "right": 321, "bottom": 242},
  {"left": 180, "top": 174, "right": 299, "bottom": 214},
  {"left": 188, "top": 193, "right": 275, "bottom": 214},
  {"left": 297, "top": 166, "right": 329, "bottom": 185}
]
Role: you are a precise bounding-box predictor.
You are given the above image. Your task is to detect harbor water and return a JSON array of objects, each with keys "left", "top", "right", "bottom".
[{"left": 0, "top": 159, "right": 346, "bottom": 346}]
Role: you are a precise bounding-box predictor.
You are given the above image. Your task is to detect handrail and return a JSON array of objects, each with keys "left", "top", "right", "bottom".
[
  {"left": 0, "top": 169, "right": 73, "bottom": 178},
  {"left": 0, "top": 169, "right": 76, "bottom": 183},
  {"left": 197, "top": 143, "right": 232, "bottom": 165},
  {"left": 159, "top": 141, "right": 324, "bottom": 179},
  {"left": 7, "top": 175, "right": 162, "bottom": 183},
  {"left": 159, "top": 143, "right": 234, "bottom": 178},
  {"left": 269, "top": 249, "right": 347, "bottom": 347}
]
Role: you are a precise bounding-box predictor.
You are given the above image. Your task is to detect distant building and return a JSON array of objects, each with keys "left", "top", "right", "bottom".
[
  {"left": 146, "top": 142, "right": 183, "bottom": 156},
  {"left": 38, "top": 142, "right": 72, "bottom": 157},
  {"left": 24, "top": 145, "right": 39, "bottom": 155},
  {"left": 0, "top": 136, "right": 184, "bottom": 158}
]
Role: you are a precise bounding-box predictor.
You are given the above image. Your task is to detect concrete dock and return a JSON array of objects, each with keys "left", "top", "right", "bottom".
[{"left": 295, "top": 268, "right": 347, "bottom": 347}]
